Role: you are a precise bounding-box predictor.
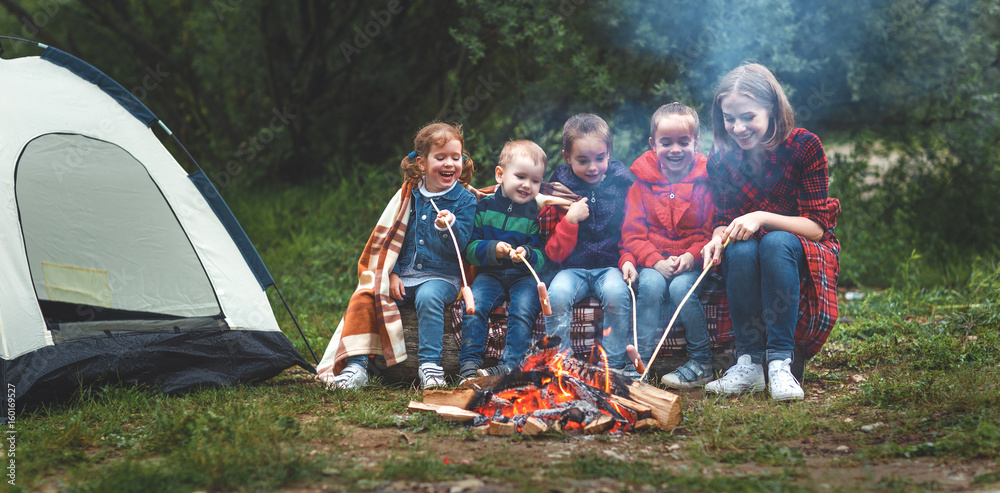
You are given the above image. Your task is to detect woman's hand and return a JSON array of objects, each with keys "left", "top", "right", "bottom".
[
  {"left": 389, "top": 272, "right": 405, "bottom": 300},
  {"left": 702, "top": 231, "right": 726, "bottom": 266},
  {"left": 722, "top": 211, "right": 764, "bottom": 242}
]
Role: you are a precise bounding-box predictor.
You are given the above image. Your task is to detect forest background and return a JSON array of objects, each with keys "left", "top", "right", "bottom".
[
  {"left": 1, "top": 0, "right": 999, "bottom": 348},
  {"left": 3, "top": 2, "right": 1000, "bottom": 490}
]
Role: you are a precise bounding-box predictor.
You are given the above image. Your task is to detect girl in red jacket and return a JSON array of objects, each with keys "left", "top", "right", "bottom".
[{"left": 620, "top": 102, "right": 715, "bottom": 389}]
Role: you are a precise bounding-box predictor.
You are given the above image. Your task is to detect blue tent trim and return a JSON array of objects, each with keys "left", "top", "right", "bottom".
[
  {"left": 40, "top": 46, "right": 157, "bottom": 128},
  {"left": 188, "top": 170, "right": 274, "bottom": 290}
]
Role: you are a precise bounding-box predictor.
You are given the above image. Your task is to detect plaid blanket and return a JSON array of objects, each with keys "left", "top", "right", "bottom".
[{"left": 316, "top": 182, "right": 414, "bottom": 382}]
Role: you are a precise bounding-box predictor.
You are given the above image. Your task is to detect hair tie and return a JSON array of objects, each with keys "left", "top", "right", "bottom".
[
  {"left": 407, "top": 151, "right": 418, "bottom": 160},
  {"left": 462, "top": 156, "right": 467, "bottom": 163}
]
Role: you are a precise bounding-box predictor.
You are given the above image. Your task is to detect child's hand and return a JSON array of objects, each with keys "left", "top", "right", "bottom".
[
  {"left": 621, "top": 261, "right": 638, "bottom": 283},
  {"left": 495, "top": 241, "right": 512, "bottom": 259},
  {"left": 653, "top": 259, "right": 676, "bottom": 279},
  {"left": 510, "top": 246, "right": 528, "bottom": 263},
  {"left": 675, "top": 252, "right": 694, "bottom": 273},
  {"left": 566, "top": 198, "right": 590, "bottom": 225},
  {"left": 389, "top": 272, "right": 405, "bottom": 300},
  {"left": 435, "top": 210, "right": 455, "bottom": 229}
]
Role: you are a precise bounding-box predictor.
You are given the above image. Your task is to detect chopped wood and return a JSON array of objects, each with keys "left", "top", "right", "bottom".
[
  {"left": 472, "top": 424, "right": 490, "bottom": 435},
  {"left": 435, "top": 405, "right": 481, "bottom": 422},
  {"left": 422, "top": 388, "right": 476, "bottom": 409},
  {"left": 607, "top": 393, "right": 650, "bottom": 413},
  {"left": 407, "top": 401, "right": 440, "bottom": 413},
  {"left": 633, "top": 418, "right": 661, "bottom": 431},
  {"left": 521, "top": 416, "right": 548, "bottom": 436},
  {"left": 488, "top": 420, "right": 517, "bottom": 436},
  {"left": 583, "top": 415, "right": 614, "bottom": 435},
  {"left": 625, "top": 381, "right": 682, "bottom": 430}
]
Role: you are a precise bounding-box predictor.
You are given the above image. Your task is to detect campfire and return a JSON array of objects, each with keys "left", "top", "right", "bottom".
[{"left": 408, "top": 337, "right": 681, "bottom": 435}]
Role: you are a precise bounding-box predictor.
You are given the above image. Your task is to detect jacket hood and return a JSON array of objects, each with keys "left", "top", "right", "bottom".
[{"left": 630, "top": 150, "right": 709, "bottom": 187}]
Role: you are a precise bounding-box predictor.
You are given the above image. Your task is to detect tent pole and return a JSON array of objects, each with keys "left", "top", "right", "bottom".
[{"left": 273, "top": 284, "right": 319, "bottom": 365}]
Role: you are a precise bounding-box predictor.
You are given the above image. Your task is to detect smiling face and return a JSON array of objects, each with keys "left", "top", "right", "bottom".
[
  {"left": 563, "top": 135, "right": 610, "bottom": 186},
  {"left": 496, "top": 155, "right": 544, "bottom": 204},
  {"left": 418, "top": 138, "right": 464, "bottom": 193},
  {"left": 649, "top": 115, "right": 698, "bottom": 182},
  {"left": 720, "top": 93, "right": 771, "bottom": 152}
]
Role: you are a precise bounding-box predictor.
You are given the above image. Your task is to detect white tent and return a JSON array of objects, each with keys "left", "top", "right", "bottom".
[{"left": 0, "top": 41, "right": 311, "bottom": 413}]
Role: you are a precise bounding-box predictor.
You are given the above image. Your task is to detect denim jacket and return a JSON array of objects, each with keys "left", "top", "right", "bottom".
[{"left": 393, "top": 183, "right": 477, "bottom": 290}]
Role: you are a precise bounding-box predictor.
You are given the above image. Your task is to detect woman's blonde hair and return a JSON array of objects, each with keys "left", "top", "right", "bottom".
[
  {"left": 400, "top": 122, "right": 475, "bottom": 185},
  {"left": 711, "top": 63, "right": 794, "bottom": 152}
]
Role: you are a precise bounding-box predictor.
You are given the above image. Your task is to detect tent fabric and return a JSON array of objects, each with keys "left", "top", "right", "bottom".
[
  {"left": 0, "top": 46, "right": 312, "bottom": 415},
  {"left": 40, "top": 46, "right": 157, "bottom": 127},
  {"left": 189, "top": 170, "right": 275, "bottom": 290},
  {"left": 4, "top": 329, "right": 308, "bottom": 412}
]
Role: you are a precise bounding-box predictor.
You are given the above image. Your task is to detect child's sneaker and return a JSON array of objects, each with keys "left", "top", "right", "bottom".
[
  {"left": 661, "top": 360, "right": 714, "bottom": 389},
  {"left": 616, "top": 364, "right": 641, "bottom": 381},
  {"left": 705, "top": 355, "right": 764, "bottom": 395},
  {"left": 332, "top": 362, "right": 369, "bottom": 389},
  {"left": 476, "top": 364, "right": 512, "bottom": 378},
  {"left": 768, "top": 358, "right": 804, "bottom": 401},
  {"left": 459, "top": 362, "right": 480, "bottom": 382},
  {"left": 419, "top": 363, "right": 447, "bottom": 389}
]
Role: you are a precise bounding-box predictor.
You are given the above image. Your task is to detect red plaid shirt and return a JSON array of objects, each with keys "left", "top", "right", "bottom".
[{"left": 707, "top": 128, "right": 841, "bottom": 359}]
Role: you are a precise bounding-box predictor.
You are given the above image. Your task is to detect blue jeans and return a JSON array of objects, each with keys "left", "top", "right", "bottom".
[
  {"left": 634, "top": 268, "right": 710, "bottom": 365},
  {"left": 396, "top": 279, "right": 458, "bottom": 366},
  {"left": 459, "top": 271, "right": 541, "bottom": 369},
  {"left": 723, "top": 232, "right": 805, "bottom": 365},
  {"left": 545, "top": 267, "right": 631, "bottom": 368}
]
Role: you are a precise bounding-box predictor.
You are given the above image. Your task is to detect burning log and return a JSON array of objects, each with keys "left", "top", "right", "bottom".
[
  {"left": 583, "top": 415, "right": 614, "bottom": 435},
  {"left": 411, "top": 336, "right": 682, "bottom": 434}
]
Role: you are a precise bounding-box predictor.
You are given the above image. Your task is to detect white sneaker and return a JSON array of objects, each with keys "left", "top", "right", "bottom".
[
  {"left": 419, "top": 363, "right": 447, "bottom": 389},
  {"left": 768, "top": 358, "right": 804, "bottom": 401},
  {"left": 705, "top": 355, "right": 764, "bottom": 394},
  {"left": 332, "top": 362, "right": 369, "bottom": 389}
]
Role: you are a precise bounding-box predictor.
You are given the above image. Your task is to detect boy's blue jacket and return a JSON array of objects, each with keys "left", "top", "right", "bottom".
[
  {"left": 548, "top": 160, "right": 634, "bottom": 270},
  {"left": 464, "top": 186, "right": 544, "bottom": 274},
  {"left": 393, "top": 184, "right": 477, "bottom": 288}
]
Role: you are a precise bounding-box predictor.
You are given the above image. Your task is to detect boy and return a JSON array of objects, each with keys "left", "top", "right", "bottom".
[
  {"left": 459, "top": 140, "right": 547, "bottom": 379},
  {"left": 542, "top": 114, "right": 636, "bottom": 376}
]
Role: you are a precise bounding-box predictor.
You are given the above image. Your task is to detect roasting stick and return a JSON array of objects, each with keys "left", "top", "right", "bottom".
[
  {"left": 428, "top": 198, "right": 475, "bottom": 314},
  {"left": 640, "top": 238, "right": 730, "bottom": 382},
  {"left": 625, "top": 279, "right": 645, "bottom": 374},
  {"left": 509, "top": 250, "right": 552, "bottom": 316}
]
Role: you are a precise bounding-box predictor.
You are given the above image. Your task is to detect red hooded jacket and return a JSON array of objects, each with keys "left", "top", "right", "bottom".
[{"left": 619, "top": 150, "right": 714, "bottom": 269}]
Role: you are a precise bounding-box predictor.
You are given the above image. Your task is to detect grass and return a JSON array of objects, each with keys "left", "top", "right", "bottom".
[{"left": 8, "top": 176, "right": 1000, "bottom": 491}]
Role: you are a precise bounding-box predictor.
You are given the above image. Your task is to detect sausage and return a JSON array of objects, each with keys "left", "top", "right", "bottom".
[
  {"left": 462, "top": 285, "right": 476, "bottom": 314},
  {"left": 537, "top": 283, "right": 552, "bottom": 316}
]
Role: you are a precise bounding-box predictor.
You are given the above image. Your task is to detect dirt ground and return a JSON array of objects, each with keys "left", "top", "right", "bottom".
[{"left": 288, "top": 379, "right": 1000, "bottom": 492}]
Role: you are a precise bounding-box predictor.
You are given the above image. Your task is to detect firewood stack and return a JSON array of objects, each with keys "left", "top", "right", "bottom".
[{"left": 407, "top": 337, "right": 681, "bottom": 436}]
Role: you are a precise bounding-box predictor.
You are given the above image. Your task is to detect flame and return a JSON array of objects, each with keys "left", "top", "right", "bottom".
[{"left": 469, "top": 339, "right": 637, "bottom": 434}]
